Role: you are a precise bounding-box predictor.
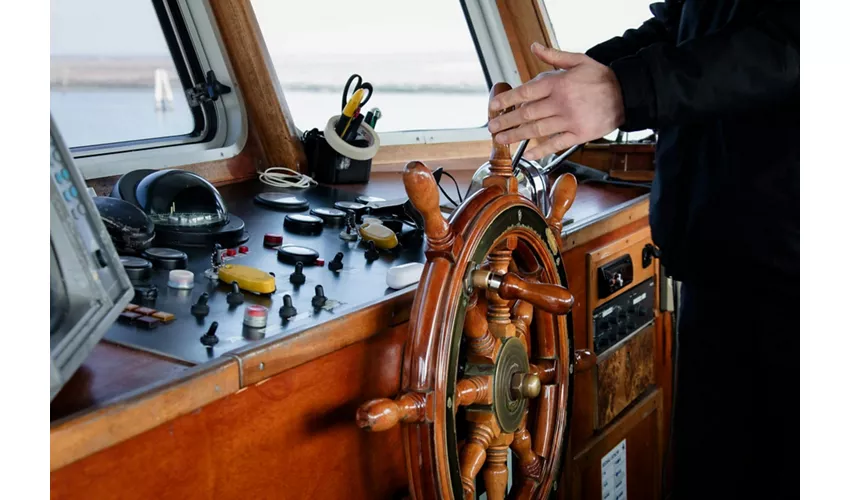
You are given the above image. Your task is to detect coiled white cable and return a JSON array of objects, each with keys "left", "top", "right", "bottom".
[{"left": 258, "top": 167, "right": 317, "bottom": 189}]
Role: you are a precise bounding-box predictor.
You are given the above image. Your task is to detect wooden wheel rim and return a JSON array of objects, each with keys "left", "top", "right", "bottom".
[{"left": 408, "top": 193, "right": 575, "bottom": 499}]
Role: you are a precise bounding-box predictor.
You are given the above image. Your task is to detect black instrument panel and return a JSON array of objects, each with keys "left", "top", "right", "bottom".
[{"left": 105, "top": 180, "right": 425, "bottom": 364}]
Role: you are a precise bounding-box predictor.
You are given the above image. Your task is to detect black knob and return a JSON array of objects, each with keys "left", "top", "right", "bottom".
[
  {"left": 617, "top": 309, "right": 627, "bottom": 318},
  {"left": 212, "top": 243, "right": 223, "bottom": 268},
  {"left": 290, "top": 262, "right": 306, "bottom": 285},
  {"left": 627, "top": 320, "right": 637, "bottom": 330},
  {"left": 311, "top": 285, "right": 327, "bottom": 309},
  {"left": 200, "top": 321, "right": 219, "bottom": 347},
  {"left": 227, "top": 282, "right": 244, "bottom": 306},
  {"left": 328, "top": 252, "right": 344, "bottom": 272},
  {"left": 638, "top": 306, "right": 649, "bottom": 317},
  {"left": 365, "top": 241, "right": 379, "bottom": 263},
  {"left": 279, "top": 294, "right": 298, "bottom": 320},
  {"left": 191, "top": 292, "right": 210, "bottom": 318},
  {"left": 617, "top": 326, "right": 629, "bottom": 337},
  {"left": 627, "top": 305, "right": 636, "bottom": 314}
]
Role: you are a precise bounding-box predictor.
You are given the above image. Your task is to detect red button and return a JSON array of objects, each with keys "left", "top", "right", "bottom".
[
  {"left": 225, "top": 248, "right": 237, "bottom": 257},
  {"left": 315, "top": 258, "right": 325, "bottom": 266},
  {"left": 263, "top": 233, "right": 283, "bottom": 247},
  {"left": 238, "top": 245, "right": 249, "bottom": 254}
]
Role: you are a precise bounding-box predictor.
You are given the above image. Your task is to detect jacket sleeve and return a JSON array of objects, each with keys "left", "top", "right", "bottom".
[
  {"left": 610, "top": 1, "right": 800, "bottom": 131},
  {"left": 586, "top": 18, "right": 672, "bottom": 66},
  {"left": 585, "top": 2, "right": 678, "bottom": 65}
]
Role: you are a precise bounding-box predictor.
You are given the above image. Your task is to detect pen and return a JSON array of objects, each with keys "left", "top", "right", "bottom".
[
  {"left": 370, "top": 108, "right": 382, "bottom": 128},
  {"left": 364, "top": 111, "right": 374, "bottom": 128},
  {"left": 335, "top": 88, "right": 367, "bottom": 136},
  {"left": 342, "top": 115, "right": 364, "bottom": 143}
]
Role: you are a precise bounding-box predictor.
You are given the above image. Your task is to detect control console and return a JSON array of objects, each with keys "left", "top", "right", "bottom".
[{"left": 592, "top": 277, "right": 655, "bottom": 354}]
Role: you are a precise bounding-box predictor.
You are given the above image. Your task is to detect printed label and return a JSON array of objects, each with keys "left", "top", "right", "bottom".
[
  {"left": 601, "top": 439, "right": 627, "bottom": 500},
  {"left": 632, "top": 293, "right": 647, "bottom": 305},
  {"left": 602, "top": 307, "right": 614, "bottom": 318}
]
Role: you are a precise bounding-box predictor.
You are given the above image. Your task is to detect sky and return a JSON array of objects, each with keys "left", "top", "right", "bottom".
[{"left": 50, "top": 0, "right": 653, "bottom": 58}]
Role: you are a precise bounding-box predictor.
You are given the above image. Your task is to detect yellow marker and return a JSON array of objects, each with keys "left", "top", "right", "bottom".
[
  {"left": 338, "top": 88, "right": 367, "bottom": 137},
  {"left": 359, "top": 221, "right": 398, "bottom": 250},
  {"left": 217, "top": 264, "right": 276, "bottom": 295}
]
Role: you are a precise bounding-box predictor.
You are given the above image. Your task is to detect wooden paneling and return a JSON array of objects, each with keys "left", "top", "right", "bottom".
[
  {"left": 595, "top": 325, "right": 656, "bottom": 429},
  {"left": 51, "top": 323, "right": 411, "bottom": 500},
  {"left": 208, "top": 0, "right": 307, "bottom": 173},
  {"left": 567, "top": 390, "right": 664, "bottom": 500},
  {"left": 50, "top": 358, "right": 240, "bottom": 471},
  {"left": 234, "top": 293, "right": 414, "bottom": 386},
  {"left": 50, "top": 343, "right": 190, "bottom": 423},
  {"left": 561, "top": 200, "right": 650, "bottom": 252}
]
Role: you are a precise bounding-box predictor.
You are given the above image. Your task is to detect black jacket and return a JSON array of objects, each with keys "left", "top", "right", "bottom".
[{"left": 586, "top": 1, "right": 799, "bottom": 286}]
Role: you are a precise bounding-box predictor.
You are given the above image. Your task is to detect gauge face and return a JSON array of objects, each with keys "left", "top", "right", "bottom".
[
  {"left": 277, "top": 245, "right": 320, "bottom": 264},
  {"left": 255, "top": 193, "right": 310, "bottom": 211},
  {"left": 334, "top": 201, "right": 366, "bottom": 211},
  {"left": 136, "top": 170, "right": 228, "bottom": 228},
  {"left": 356, "top": 195, "right": 386, "bottom": 204},
  {"left": 284, "top": 214, "right": 324, "bottom": 234}
]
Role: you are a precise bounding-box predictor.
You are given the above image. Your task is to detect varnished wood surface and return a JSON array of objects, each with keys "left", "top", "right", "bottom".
[
  {"left": 496, "top": 0, "right": 556, "bottom": 83},
  {"left": 51, "top": 323, "right": 411, "bottom": 500},
  {"left": 50, "top": 344, "right": 190, "bottom": 422},
  {"left": 51, "top": 358, "right": 240, "bottom": 472}
]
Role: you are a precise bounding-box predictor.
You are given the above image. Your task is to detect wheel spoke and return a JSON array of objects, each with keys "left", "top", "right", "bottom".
[
  {"left": 531, "top": 385, "right": 557, "bottom": 458},
  {"left": 464, "top": 299, "right": 498, "bottom": 363},
  {"left": 529, "top": 360, "right": 557, "bottom": 385},
  {"left": 511, "top": 299, "right": 534, "bottom": 353},
  {"left": 456, "top": 376, "right": 492, "bottom": 407},
  {"left": 460, "top": 421, "right": 499, "bottom": 500},
  {"left": 484, "top": 444, "right": 510, "bottom": 500},
  {"left": 512, "top": 426, "right": 543, "bottom": 482},
  {"left": 485, "top": 239, "right": 517, "bottom": 338}
]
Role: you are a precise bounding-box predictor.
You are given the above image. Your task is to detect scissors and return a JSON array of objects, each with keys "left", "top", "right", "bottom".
[{"left": 341, "top": 74, "right": 373, "bottom": 112}]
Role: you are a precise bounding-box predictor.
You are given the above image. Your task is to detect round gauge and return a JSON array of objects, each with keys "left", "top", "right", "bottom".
[
  {"left": 120, "top": 256, "right": 153, "bottom": 282},
  {"left": 136, "top": 170, "right": 228, "bottom": 229},
  {"left": 277, "top": 245, "right": 320, "bottom": 265},
  {"left": 356, "top": 195, "right": 386, "bottom": 204},
  {"left": 284, "top": 214, "right": 324, "bottom": 235},
  {"left": 254, "top": 193, "right": 310, "bottom": 211},
  {"left": 142, "top": 247, "right": 188, "bottom": 270},
  {"left": 334, "top": 201, "right": 367, "bottom": 212},
  {"left": 310, "top": 207, "right": 346, "bottom": 226}
]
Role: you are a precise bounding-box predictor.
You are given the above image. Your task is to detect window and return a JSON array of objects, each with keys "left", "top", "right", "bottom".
[
  {"left": 544, "top": 1, "right": 654, "bottom": 141},
  {"left": 50, "top": 0, "right": 238, "bottom": 158},
  {"left": 250, "top": 0, "right": 496, "bottom": 138},
  {"left": 545, "top": 1, "right": 652, "bottom": 54}
]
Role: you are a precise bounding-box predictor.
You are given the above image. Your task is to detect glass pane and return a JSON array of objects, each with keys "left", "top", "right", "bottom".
[
  {"left": 546, "top": 1, "right": 653, "bottom": 54},
  {"left": 545, "top": 1, "right": 655, "bottom": 140},
  {"left": 251, "top": 0, "right": 490, "bottom": 133},
  {"left": 50, "top": 0, "right": 196, "bottom": 148}
]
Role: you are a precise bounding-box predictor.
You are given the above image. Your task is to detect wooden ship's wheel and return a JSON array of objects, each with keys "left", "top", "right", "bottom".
[{"left": 356, "top": 83, "right": 578, "bottom": 499}]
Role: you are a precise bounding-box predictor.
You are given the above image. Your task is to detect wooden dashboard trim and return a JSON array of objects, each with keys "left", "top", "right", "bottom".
[
  {"left": 50, "top": 358, "right": 240, "bottom": 471},
  {"left": 561, "top": 196, "right": 650, "bottom": 252},
  {"left": 232, "top": 290, "right": 416, "bottom": 386}
]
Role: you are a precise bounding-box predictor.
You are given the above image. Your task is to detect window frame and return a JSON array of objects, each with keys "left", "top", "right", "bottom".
[
  {"left": 255, "top": 0, "right": 522, "bottom": 147},
  {"left": 66, "top": 0, "right": 247, "bottom": 179}
]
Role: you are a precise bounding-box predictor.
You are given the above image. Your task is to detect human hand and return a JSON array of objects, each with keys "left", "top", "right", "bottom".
[{"left": 488, "top": 42, "right": 626, "bottom": 160}]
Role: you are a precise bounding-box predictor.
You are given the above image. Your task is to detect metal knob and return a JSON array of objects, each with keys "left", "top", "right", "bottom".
[{"left": 510, "top": 372, "right": 541, "bottom": 399}]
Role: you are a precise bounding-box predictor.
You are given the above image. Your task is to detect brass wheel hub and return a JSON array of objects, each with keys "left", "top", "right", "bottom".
[{"left": 493, "top": 336, "right": 538, "bottom": 433}]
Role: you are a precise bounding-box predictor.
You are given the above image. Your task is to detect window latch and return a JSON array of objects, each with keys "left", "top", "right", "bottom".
[{"left": 186, "top": 70, "right": 232, "bottom": 107}]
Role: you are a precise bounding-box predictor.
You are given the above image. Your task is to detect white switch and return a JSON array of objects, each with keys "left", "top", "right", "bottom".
[{"left": 386, "top": 262, "right": 425, "bottom": 290}]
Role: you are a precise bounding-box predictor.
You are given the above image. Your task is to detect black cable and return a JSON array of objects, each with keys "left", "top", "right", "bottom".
[{"left": 441, "top": 170, "right": 465, "bottom": 205}]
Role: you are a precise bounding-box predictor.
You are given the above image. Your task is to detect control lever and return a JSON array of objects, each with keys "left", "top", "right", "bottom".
[{"left": 470, "top": 270, "right": 574, "bottom": 315}]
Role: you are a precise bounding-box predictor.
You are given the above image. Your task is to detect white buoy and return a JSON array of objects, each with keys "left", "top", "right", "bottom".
[{"left": 154, "top": 68, "right": 174, "bottom": 111}]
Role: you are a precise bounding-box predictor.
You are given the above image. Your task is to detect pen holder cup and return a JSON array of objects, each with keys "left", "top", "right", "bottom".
[{"left": 309, "top": 115, "right": 381, "bottom": 184}]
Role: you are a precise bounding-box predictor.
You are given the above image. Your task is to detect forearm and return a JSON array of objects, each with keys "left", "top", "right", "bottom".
[{"left": 611, "top": 2, "right": 799, "bottom": 130}]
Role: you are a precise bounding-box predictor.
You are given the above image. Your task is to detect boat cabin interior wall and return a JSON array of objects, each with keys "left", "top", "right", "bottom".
[{"left": 50, "top": 1, "right": 670, "bottom": 499}]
